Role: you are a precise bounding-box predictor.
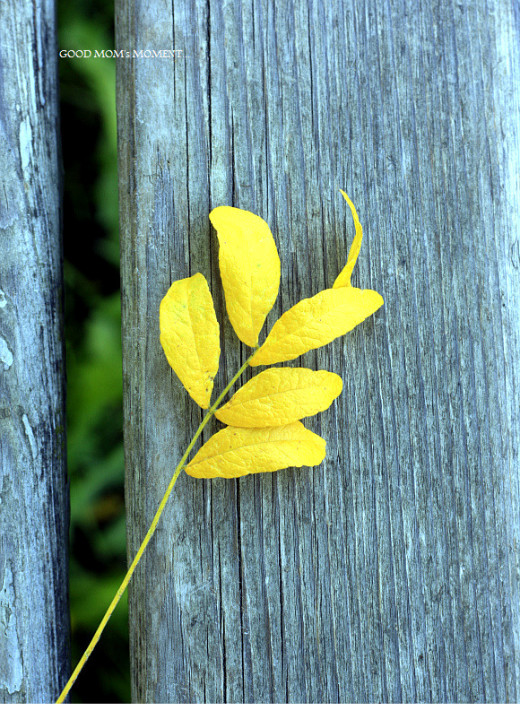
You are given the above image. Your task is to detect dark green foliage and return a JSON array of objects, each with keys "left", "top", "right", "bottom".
[{"left": 58, "top": 2, "right": 130, "bottom": 700}]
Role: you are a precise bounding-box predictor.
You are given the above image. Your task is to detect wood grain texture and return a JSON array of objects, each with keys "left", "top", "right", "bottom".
[
  {"left": 116, "top": 0, "right": 520, "bottom": 701},
  {"left": 0, "top": 1, "right": 69, "bottom": 702}
]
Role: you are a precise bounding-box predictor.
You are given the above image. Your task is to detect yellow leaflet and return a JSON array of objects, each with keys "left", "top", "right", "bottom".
[
  {"left": 159, "top": 273, "right": 220, "bottom": 409},
  {"left": 333, "top": 190, "right": 363, "bottom": 288},
  {"left": 185, "top": 422, "right": 326, "bottom": 478},
  {"left": 250, "top": 287, "right": 383, "bottom": 366},
  {"left": 215, "top": 367, "right": 343, "bottom": 427},
  {"left": 209, "top": 206, "right": 280, "bottom": 347}
]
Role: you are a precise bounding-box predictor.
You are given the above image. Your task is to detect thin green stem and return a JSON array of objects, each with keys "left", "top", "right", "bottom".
[{"left": 56, "top": 350, "right": 256, "bottom": 704}]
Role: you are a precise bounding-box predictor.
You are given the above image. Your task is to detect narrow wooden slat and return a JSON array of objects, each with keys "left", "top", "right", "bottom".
[
  {"left": 0, "top": 1, "right": 69, "bottom": 701},
  {"left": 117, "top": 0, "right": 520, "bottom": 700}
]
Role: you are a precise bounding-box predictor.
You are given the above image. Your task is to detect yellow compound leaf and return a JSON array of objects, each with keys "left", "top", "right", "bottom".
[
  {"left": 209, "top": 206, "right": 281, "bottom": 347},
  {"left": 159, "top": 273, "right": 220, "bottom": 409},
  {"left": 215, "top": 367, "right": 343, "bottom": 427},
  {"left": 250, "top": 287, "right": 383, "bottom": 366},
  {"left": 333, "top": 190, "right": 363, "bottom": 288},
  {"left": 185, "top": 422, "right": 326, "bottom": 478}
]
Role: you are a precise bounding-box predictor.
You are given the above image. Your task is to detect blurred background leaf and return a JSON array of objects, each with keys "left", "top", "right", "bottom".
[{"left": 58, "top": 1, "right": 130, "bottom": 701}]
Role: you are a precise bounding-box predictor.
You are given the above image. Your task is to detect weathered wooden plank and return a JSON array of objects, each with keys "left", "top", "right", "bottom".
[
  {"left": 0, "top": 1, "right": 69, "bottom": 702},
  {"left": 117, "top": 0, "right": 520, "bottom": 701}
]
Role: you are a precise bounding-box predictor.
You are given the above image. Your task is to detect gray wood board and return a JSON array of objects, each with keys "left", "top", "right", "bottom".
[
  {"left": 0, "top": 1, "right": 69, "bottom": 701},
  {"left": 116, "top": 0, "right": 520, "bottom": 701}
]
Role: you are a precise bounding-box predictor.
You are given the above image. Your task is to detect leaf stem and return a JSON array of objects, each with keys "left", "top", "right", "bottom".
[{"left": 55, "top": 350, "right": 257, "bottom": 704}]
